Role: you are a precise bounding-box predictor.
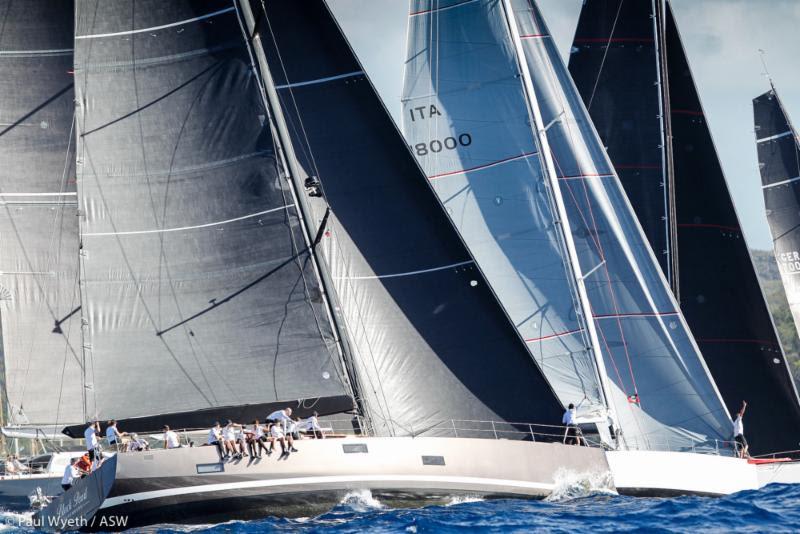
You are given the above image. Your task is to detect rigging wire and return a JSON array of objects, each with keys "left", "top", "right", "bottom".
[{"left": 585, "top": 0, "right": 625, "bottom": 111}]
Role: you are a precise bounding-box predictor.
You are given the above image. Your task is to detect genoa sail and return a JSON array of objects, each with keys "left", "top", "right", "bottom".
[
  {"left": 570, "top": 0, "right": 800, "bottom": 455},
  {"left": 73, "top": 0, "right": 351, "bottom": 421},
  {"left": 755, "top": 85, "right": 800, "bottom": 355},
  {"left": 403, "top": 0, "right": 732, "bottom": 451},
  {"left": 402, "top": 0, "right": 605, "bottom": 421},
  {"left": 241, "top": 0, "right": 564, "bottom": 437},
  {"left": 0, "top": 0, "right": 84, "bottom": 426}
]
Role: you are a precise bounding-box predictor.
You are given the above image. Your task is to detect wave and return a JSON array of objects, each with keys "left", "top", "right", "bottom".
[
  {"left": 545, "top": 468, "right": 617, "bottom": 502},
  {"left": 338, "top": 489, "right": 385, "bottom": 512}
]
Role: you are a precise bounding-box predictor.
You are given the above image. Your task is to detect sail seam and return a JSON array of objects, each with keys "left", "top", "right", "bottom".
[
  {"left": 525, "top": 328, "right": 584, "bottom": 343},
  {"left": 757, "top": 130, "right": 793, "bottom": 143},
  {"left": 333, "top": 260, "right": 474, "bottom": 280},
  {"left": 409, "top": 0, "right": 480, "bottom": 17},
  {"left": 83, "top": 205, "right": 294, "bottom": 236},
  {"left": 75, "top": 7, "right": 235, "bottom": 40},
  {"left": 0, "top": 49, "right": 73, "bottom": 57},
  {"left": 427, "top": 151, "right": 538, "bottom": 180},
  {"left": 274, "top": 71, "right": 364, "bottom": 90},
  {"left": 763, "top": 176, "right": 800, "bottom": 189}
]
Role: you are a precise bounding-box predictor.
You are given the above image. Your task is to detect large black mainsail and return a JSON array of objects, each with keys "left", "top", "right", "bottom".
[
  {"left": 239, "top": 0, "right": 563, "bottom": 436},
  {"left": 0, "top": 0, "right": 84, "bottom": 427},
  {"left": 755, "top": 84, "right": 800, "bottom": 347},
  {"left": 73, "top": 0, "right": 352, "bottom": 421},
  {"left": 569, "top": 0, "right": 800, "bottom": 454}
]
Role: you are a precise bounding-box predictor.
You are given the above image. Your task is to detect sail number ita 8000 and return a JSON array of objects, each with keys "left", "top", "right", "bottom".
[{"left": 411, "top": 133, "right": 472, "bottom": 157}]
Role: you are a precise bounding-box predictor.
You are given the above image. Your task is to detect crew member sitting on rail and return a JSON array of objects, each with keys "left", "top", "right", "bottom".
[
  {"left": 236, "top": 424, "right": 251, "bottom": 458},
  {"left": 84, "top": 421, "right": 100, "bottom": 461},
  {"left": 250, "top": 420, "right": 271, "bottom": 458},
  {"left": 163, "top": 425, "right": 181, "bottom": 449},
  {"left": 269, "top": 417, "right": 298, "bottom": 457},
  {"left": 223, "top": 420, "right": 242, "bottom": 459},
  {"left": 733, "top": 400, "right": 749, "bottom": 459},
  {"left": 106, "top": 420, "right": 128, "bottom": 452},
  {"left": 562, "top": 403, "right": 581, "bottom": 446},
  {"left": 207, "top": 421, "right": 227, "bottom": 459}
]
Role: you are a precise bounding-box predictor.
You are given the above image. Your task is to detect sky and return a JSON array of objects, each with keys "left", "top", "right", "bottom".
[{"left": 328, "top": 0, "right": 800, "bottom": 251}]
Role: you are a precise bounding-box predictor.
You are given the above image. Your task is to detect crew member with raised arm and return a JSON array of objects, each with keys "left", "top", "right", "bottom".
[{"left": 733, "top": 401, "right": 749, "bottom": 458}]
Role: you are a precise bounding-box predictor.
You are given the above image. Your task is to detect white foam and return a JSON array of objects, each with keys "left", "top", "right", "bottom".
[
  {"left": 545, "top": 468, "right": 617, "bottom": 502},
  {"left": 445, "top": 495, "right": 484, "bottom": 506},
  {"left": 339, "top": 489, "right": 385, "bottom": 511}
]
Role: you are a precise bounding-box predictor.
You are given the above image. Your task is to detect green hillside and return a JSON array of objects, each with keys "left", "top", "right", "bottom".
[{"left": 751, "top": 249, "right": 800, "bottom": 384}]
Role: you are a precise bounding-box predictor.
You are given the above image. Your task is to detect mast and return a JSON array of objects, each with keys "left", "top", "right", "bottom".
[
  {"left": 234, "top": 0, "right": 365, "bottom": 423},
  {"left": 654, "top": 0, "right": 679, "bottom": 297},
  {"left": 500, "top": 0, "right": 613, "bottom": 424}
]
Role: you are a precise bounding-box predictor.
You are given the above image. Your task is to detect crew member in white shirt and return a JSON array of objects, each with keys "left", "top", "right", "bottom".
[
  {"left": 733, "top": 400, "right": 749, "bottom": 458},
  {"left": 305, "top": 411, "right": 325, "bottom": 439},
  {"left": 250, "top": 420, "right": 271, "bottom": 458},
  {"left": 223, "top": 420, "right": 242, "bottom": 459},
  {"left": 84, "top": 421, "right": 100, "bottom": 461},
  {"left": 106, "top": 420, "right": 127, "bottom": 452},
  {"left": 207, "top": 422, "right": 226, "bottom": 459},
  {"left": 562, "top": 403, "right": 581, "bottom": 446},
  {"left": 61, "top": 458, "right": 78, "bottom": 491},
  {"left": 162, "top": 425, "right": 181, "bottom": 449}
]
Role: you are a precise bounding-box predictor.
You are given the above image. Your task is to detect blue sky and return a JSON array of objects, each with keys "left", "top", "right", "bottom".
[{"left": 328, "top": 0, "right": 800, "bottom": 251}]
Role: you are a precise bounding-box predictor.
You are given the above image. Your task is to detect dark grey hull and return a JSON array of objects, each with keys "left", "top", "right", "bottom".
[{"left": 34, "top": 437, "right": 611, "bottom": 531}]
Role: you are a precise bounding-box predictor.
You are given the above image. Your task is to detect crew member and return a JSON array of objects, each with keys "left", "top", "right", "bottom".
[
  {"left": 733, "top": 400, "right": 749, "bottom": 458},
  {"left": 106, "top": 420, "right": 127, "bottom": 452},
  {"left": 84, "top": 421, "right": 100, "bottom": 461},
  {"left": 562, "top": 403, "right": 580, "bottom": 446},
  {"left": 163, "top": 425, "right": 181, "bottom": 449}
]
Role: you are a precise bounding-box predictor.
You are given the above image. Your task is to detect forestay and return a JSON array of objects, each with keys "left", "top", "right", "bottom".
[
  {"left": 73, "top": 0, "right": 349, "bottom": 420},
  {"left": 404, "top": 0, "right": 732, "bottom": 451},
  {"left": 243, "top": 0, "right": 564, "bottom": 437},
  {"left": 0, "top": 0, "right": 84, "bottom": 426},
  {"left": 402, "top": 0, "right": 604, "bottom": 420}
]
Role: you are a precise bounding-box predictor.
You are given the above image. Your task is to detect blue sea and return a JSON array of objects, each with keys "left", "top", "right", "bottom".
[{"left": 3, "top": 483, "right": 799, "bottom": 533}]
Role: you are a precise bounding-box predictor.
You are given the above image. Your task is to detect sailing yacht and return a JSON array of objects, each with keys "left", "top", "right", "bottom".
[
  {"left": 568, "top": 0, "right": 800, "bottom": 458},
  {"left": 753, "top": 82, "right": 800, "bottom": 485},
  {"left": 33, "top": 0, "right": 607, "bottom": 529},
  {"left": 401, "top": 0, "right": 757, "bottom": 495}
]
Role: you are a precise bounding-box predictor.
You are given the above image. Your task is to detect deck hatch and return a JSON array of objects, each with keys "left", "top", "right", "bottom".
[
  {"left": 342, "top": 443, "right": 369, "bottom": 454},
  {"left": 196, "top": 463, "right": 225, "bottom": 474}
]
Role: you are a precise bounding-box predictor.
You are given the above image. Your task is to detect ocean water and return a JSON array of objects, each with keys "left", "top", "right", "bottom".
[{"left": 3, "top": 482, "right": 800, "bottom": 533}]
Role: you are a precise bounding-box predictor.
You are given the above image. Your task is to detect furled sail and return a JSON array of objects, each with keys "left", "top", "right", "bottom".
[
  {"left": 403, "top": 0, "right": 732, "bottom": 451},
  {"left": 0, "top": 0, "right": 84, "bottom": 426},
  {"left": 570, "top": 0, "right": 800, "bottom": 455},
  {"left": 755, "top": 85, "right": 800, "bottom": 349},
  {"left": 73, "top": 0, "right": 350, "bottom": 421},
  {"left": 240, "top": 0, "right": 564, "bottom": 437}
]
